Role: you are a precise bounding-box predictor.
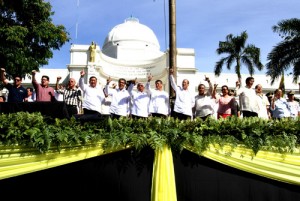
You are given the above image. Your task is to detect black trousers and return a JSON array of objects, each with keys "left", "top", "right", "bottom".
[
  {"left": 131, "top": 114, "right": 147, "bottom": 120},
  {"left": 66, "top": 105, "right": 78, "bottom": 117},
  {"left": 242, "top": 111, "right": 258, "bottom": 117},
  {"left": 172, "top": 111, "right": 191, "bottom": 120},
  {"left": 151, "top": 113, "right": 167, "bottom": 118},
  {"left": 83, "top": 108, "right": 100, "bottom": 115},
  {"left": 110, "top": 113, "right": 124, "bottom": 119},
  {"left": 198, "top": 114, "right": 212, "bottom": 121}
]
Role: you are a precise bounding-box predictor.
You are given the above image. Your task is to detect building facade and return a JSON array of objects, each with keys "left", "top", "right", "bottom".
[{"left": 1, "top": 17, "right": 299, "bottom": 99}]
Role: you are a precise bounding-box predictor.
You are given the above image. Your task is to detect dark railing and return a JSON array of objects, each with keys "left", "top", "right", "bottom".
[{"left": 0, "top": 101, "right": 69, "bottom": 119}]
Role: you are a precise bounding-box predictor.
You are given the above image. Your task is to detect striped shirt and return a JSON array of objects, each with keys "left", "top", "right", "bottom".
[{"left": 56, "top": 88, "right": 82, "bottom": 107}]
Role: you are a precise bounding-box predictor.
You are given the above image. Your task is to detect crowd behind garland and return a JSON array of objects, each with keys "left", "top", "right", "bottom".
[{"left": 0, "top": 67, "right": 299, "bottom": 121}]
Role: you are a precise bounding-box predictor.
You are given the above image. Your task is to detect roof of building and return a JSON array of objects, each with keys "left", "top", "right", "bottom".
[{"left": 102, "top": 17, "right": 160, "bottom": 52}]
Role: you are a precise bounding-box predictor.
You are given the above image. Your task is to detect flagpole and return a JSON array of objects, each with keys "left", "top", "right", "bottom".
[
  {"left": 169, "top": 0, "right": 176, "bottom": 73},
  {"left": 169, "top": 0, "right": 177, "bottom": 105},
  {"left": 75, "top": 0, "right": 80, "bottom": 42}
]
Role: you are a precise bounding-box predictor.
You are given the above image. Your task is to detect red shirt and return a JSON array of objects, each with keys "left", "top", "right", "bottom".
[{"left": 32, "top": 80, "right": 55, "bottom": 102}]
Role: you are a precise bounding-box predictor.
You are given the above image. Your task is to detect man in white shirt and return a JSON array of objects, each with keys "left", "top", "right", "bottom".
[
  {"left": 236, "top": 77, "right": 259, "bottom": 117},
  {"left": 127, "top": 79, "right": 150, "bottom": 119},
  {"left": 146, "top": 75, "right": 170, "bottom": 118},
  {"left": 104, "top": 77, "right": 130, "bottom": 119},
  {"left": 79, "top": 70, "right": 104, "bottom": 115},
  {"left": 169, "top": 68, "right": 195, "bottom": 120}
]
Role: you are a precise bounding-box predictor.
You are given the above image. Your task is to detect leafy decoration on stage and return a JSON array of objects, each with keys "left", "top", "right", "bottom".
[{"left": 0, "top": 112, "right": 298, "bottom": 155}]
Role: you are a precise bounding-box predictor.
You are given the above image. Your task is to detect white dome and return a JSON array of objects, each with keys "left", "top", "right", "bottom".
[{"left": 102, "top": 17, "right": 161, "bottom": 59}]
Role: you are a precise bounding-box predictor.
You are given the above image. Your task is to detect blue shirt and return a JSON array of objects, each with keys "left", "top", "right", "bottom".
[
  {"left": 5, "top": 84, "right": 27, "bottom": 102},
  {"left": 270, "top": 98, "right": 291, "bottom": 118}
]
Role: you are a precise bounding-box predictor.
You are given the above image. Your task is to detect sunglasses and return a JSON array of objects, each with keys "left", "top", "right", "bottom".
[{"left": 14, "top": 79, "right": 21, "bottom": 81}]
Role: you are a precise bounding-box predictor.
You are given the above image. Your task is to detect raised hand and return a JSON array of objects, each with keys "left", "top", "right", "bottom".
[
  {"left": 80, "top": 70, "right": 85, "bottom": 77},
  {"left": 131, "top": 77, "right": 137, "bottom": 85},
  {"left": 106, "top": 76, "right": 112, "bottom": 84},
  {"left": 147, "top": 73, "right": 153, "bottom": 82},
  {"left": 204, "top": 75, "right": 210, "bottom": 82}
]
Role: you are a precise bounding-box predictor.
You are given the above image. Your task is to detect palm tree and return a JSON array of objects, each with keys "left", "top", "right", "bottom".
[
  {"left": 214, "top": 31, "right": 263, "bottom": 80},
  {"left": 266, "top": 18, "right": 300, "bottom": 83}
]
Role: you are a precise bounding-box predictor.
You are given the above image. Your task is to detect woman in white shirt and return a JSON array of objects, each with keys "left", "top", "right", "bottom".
[{"left": 193, "top": 76, "right": 215, "bottom": 121}]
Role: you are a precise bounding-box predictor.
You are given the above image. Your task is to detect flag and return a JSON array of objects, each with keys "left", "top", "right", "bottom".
[{"left": 278, "top": 71, "right": 285, "bottom": 97}]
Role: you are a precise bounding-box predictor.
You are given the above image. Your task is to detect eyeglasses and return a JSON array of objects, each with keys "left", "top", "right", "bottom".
[{"left": 14, "top": 79, "right": 21, "bottom": 81}]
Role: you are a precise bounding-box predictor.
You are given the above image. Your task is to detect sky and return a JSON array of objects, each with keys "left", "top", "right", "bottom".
[{"left": 45, "top": 0, "right": 300, "bottom": 75}]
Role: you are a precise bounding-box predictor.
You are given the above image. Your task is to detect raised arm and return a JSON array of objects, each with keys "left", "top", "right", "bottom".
[
  {"left": 128, "top": 84, "right": 135, "bottom": 96},
  {"left": 169, "top": 68, "right": 177, "bottom": 92},
  {"left": 204, "top": 75, "right": 213, "bottom": 95},
  {"left": 55, "top": 76, "right": 62, "bottom": 90},
  {"left": 104, "top": 76, "right": 112, "bottom": 96},
  {"left": 31, "top": 70, "right": 36, "bottom": 82},
  {"left": 127, "top": 78, "right": 136, "bottom": 94},
  {"left": 212, "top": 83, "right": 218, "bottom": 99},
  {"left": 78, "top": 70, "right": 85, "bottom": 91},
  {"left": 145, "top": 74, "right": 153, "bottom": 92},
  {"left": 31, "top": 70, "right": 39, "bottom": 89},
  {"left": 0, "top": 68, "right": 8, "bottom": 85}
]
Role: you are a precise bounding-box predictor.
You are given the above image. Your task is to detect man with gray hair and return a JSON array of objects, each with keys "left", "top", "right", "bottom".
[
  {"left": 169, "top": 68, "right": 195, "bottom": 120},
  {"left": 127, "top": 78, "right": 151, "bottom": 119},
  {"left": 56, "top": 76, "right": 82, "bottom": 117},
  {"left": 104, "top": 77, "right": 130, "bottom": 119}
]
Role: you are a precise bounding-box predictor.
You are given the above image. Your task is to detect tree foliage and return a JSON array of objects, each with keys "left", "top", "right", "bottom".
[
  {"left": 214, "top": 31, "right": 263, "bottom": 79},
  {"left": 266, "top": 18, "right": 300, "bottom": 84},
  {"left": 0, "top": 0, "right": 70, "bottom": 78}
]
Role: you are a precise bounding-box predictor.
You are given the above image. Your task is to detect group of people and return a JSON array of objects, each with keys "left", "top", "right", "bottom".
[
  {"left": 79, "top": 69, "right": 170, "bottom": 120},
  {"left": 0, "top": 67, "right": 299, "bottom": 121},
  {"left": 0, "top": 68, "right": 82, "bottom": 117},
  {"left": 195, "top": 76, "right": 300, "bottom": 120},
  {"left": 79, "top": 67, "right": 299, "bottom": 121}
]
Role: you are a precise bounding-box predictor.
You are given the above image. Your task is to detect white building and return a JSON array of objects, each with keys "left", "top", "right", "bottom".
[{"left": 1, "top": 17, "right": 299, "bottom": 99}]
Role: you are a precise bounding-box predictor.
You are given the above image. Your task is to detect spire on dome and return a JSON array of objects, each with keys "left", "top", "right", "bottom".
[{"left": 125, "top": 15, "right": 139, "bottom": 23}]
